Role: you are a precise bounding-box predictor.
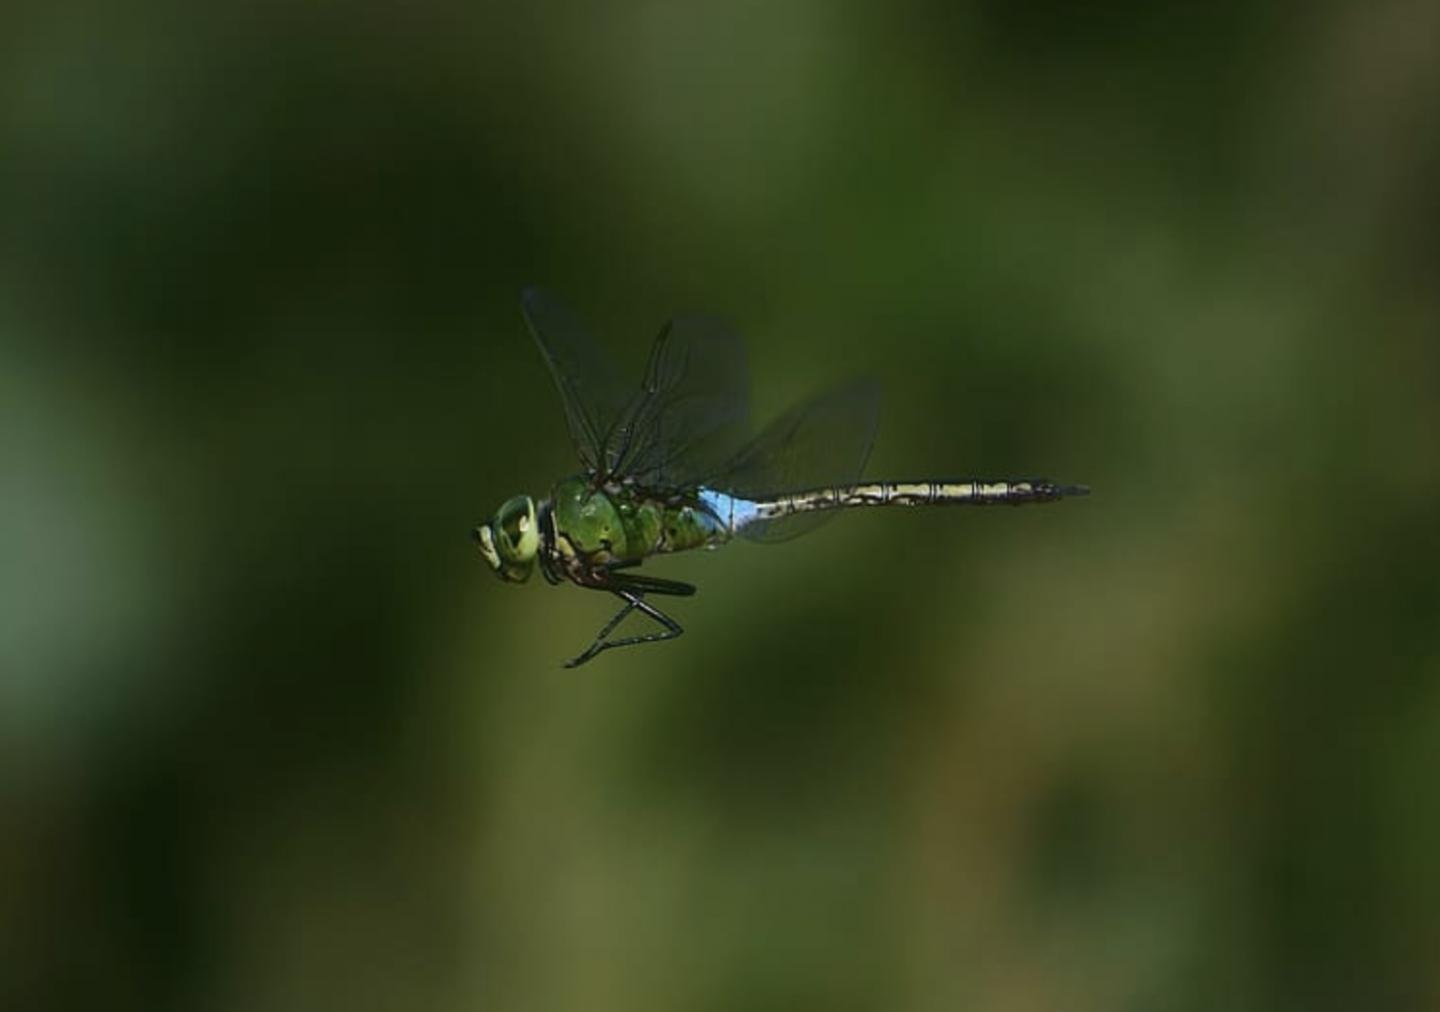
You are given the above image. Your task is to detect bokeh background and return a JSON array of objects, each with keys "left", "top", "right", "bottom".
[{"left": 5, "top": 2, "right": 1439, "bottom": 1010}]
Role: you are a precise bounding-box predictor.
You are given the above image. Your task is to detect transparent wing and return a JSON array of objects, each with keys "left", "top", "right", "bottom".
[
  {"left": 521, "top": 287, "right": 634, "bottom": 472},
  {"left": 714, "top": 379, "right": 881, "bottom": 542},
  {"left": 522, "top": 289, "right": 752, "bottom": 482},
  {"left": 611, "top": 315, "right": 751, "bottom": 487}
]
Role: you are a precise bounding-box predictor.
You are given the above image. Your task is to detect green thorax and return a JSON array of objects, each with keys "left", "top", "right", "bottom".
[{"left": 549, "top": 475, "right": 729, "bottom": 565}]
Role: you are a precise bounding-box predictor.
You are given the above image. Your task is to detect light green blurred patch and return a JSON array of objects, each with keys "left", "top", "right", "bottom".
[{"left": 0, "top": 307, "right": 183, "bottom": 775}]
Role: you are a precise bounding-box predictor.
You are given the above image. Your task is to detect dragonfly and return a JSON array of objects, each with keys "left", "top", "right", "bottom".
[{"left": 473, "top": 288, "right": 1089, "bottom": 667}]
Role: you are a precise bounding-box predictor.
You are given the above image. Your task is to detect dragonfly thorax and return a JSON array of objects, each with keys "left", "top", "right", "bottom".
[{"left": 472, "top": 494, "right": 540, "bottom": 583}]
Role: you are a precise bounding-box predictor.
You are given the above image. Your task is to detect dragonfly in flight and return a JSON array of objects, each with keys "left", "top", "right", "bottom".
[{"left": 473, "top": 289, "right": 1088, "bottom": 667}]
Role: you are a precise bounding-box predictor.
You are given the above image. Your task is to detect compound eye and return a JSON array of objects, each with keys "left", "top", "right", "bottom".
[
  {"left": 495, "top": 496, "right": 539, "bottom": 561},
  {"left": 501, "top": 511, "right": 525, "bottom": 546}
]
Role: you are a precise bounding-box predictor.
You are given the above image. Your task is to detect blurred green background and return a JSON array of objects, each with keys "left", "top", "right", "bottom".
[{"left": 4, "top": 2, "right": 1439, "bottom": 1010}]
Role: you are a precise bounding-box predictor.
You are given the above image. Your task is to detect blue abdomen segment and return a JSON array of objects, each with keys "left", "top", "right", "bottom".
[{"left": 698, "top": 489, "right": 761, "bottom": 533}]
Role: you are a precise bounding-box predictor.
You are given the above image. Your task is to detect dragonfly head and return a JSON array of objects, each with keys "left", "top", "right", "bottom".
[{"left": 472, "top": 495, "right": 539, "bottom": 583}]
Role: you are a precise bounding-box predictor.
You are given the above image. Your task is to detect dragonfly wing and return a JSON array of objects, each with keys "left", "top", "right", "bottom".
[
  {"left": 614, "top": 314, "right": 751, "bottom": 488},
  {"left": 717, "top": 378, "right": 881, "bottom": 543},
  {"left": 521, "top": 287, "right": 635, "bottom": 472}
]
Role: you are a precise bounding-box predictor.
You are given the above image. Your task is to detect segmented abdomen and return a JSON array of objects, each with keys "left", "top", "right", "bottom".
[{"left": 733, "top": 479, "right": 1084, "bottom": 530}]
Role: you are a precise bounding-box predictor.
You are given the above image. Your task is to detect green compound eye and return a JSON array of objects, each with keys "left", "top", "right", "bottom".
[{"left": 479, "top": 495, "right": 538, "bottom": 583}]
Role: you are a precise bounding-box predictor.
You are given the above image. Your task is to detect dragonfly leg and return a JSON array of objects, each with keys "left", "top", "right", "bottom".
[
  {"left": 564, "top": 592, "right": 638, "bottom": 668},
  {"left": 563, "top": 589, "right": 684, "bottom": 668},
  {"left": 608, "top": 571, "right": 696, "bottom": 597}
]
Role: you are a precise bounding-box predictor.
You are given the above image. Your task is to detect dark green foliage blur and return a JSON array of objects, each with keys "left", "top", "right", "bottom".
[{"left": 4, "top": 2, "right": 1439, "bottom": 1010}]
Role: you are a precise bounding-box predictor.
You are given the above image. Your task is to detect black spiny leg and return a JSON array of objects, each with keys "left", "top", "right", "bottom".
[{"left": 563, "top": 570, "right": 695, "bottom": 668}]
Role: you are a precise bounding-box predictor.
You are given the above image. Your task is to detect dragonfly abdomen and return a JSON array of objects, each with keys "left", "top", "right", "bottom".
[{"left": 748, "top": 480, "right": 1088, "bottom": 524}]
